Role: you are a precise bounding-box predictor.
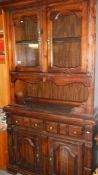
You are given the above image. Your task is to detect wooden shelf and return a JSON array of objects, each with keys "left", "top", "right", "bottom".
[
  {"left": 16, "top": 40, "right": 38, "bottom": 45},
  {"left": 53, "top": 36, "right": 81, "bottom": 44}
]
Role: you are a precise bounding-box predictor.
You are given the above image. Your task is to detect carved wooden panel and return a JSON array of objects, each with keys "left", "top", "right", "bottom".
[
  {"left": 14, "top": 80, "right": 89, "bottom": 104},
  {"left": 48, "top": 138, "right": 83, "bottom": 175},
  {"left": 7, "top": 126, "right": 15, "bottom": 165},
  {"left": 26, "top": 81, "right": 88, "bottom": 102},
  {"left": 13, "top": 129, "right": 41, "bottom": 174}
]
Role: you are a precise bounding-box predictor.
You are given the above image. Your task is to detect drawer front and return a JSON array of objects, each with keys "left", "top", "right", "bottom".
[
  {"left": 60, "top": 124, "right": 69, "bottom": 135},
  {"left": 13, "top": 116, "right": 23, "bottom": 126},
  {"left": 23, "top": 117, "right": 30, "bottom": 127},
  {"left": 30, "top": 118, "right": 43, "bottom": 130},
  {"left": 13, "top": 116, "right": 30, "bottom": 127},
  {"left": 69, "top": 125, "right": 84, "bottom": 138},
  {"left": 45, "top": 122, "right": 58, "bottom": 134}
]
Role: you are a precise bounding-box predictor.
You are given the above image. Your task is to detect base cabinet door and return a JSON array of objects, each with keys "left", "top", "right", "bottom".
[
  {"left": 8, "top": 126, "right": 41, "bottom": 174},
  {"left": 8, "top": 125, "right": 85, "bottom": 175},
  {"left": 48, "top": 138, "right": 84, "bottom": 175}
]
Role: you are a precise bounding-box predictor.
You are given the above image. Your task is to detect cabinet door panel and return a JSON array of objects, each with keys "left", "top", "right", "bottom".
[
  {"left": 13, "top": 129, "right": 41, "bottom": 174},
  {"left": 47, "top": 2, "right": 87, "bottom": 73},
  {"left": 12, "top": 9, "right": 43, "bottom": 72},
  {"left": 48, "top": 138, "right": 83, "bottom": 175}
]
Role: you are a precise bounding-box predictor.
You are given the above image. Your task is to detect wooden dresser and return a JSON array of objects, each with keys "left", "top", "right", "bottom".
[{"left": 0, "top": 0, "right": 97, "bottom": 174}]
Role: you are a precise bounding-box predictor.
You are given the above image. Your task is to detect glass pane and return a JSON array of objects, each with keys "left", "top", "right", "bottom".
[
  {"left": 52, "top": 13, "right": 82, "bottom": 38},
  {"left": 14, "top": 15, "right": 40, "bottom": 67},
  {"left": 53, "top": 42, "right": 81, "bottom": 68},
  {"left": 15, "top": 16, "right": 38, "bottom": 41},
  {"left": 15, "top": 44, "right": 39, "bottom": 67},
  {"left": 51, "top": 13, "right": 82, "bottom": 68}
]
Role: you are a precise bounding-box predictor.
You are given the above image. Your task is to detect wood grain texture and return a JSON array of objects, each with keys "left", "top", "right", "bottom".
[
  {"left": 4, "top": 104, "right": 97, "bottom": 175},
  {"left": 26, "top": 81, "right": 88, "bottom": 102},
  {"left": 0, "top": 131, "right": 8, "bottom": 170},
  {"left": 0, "top": 12, "right": 10, "bottom": 107}
]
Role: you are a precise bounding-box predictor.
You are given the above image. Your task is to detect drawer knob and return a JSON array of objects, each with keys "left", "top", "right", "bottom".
[
  {"left": 86, "top": 131, "right": 90, "bottom": 134},
  {"left": 16, "top": 120, "right": 18, "bottom": 124},
  {"left": 34, "top": 123, "right": 38, "bottom": 127},
  {"left": 49, "top": 157, "right": 52, "bottom": 161},
  {"left": 36, "top": 153, "right": 39, "bottom": 158},
  {"left": 49, "top": 126, "right": 53, "bottom": 130},
  {"left": 73, "top": 130, "right": 77, "bottom": 134}
]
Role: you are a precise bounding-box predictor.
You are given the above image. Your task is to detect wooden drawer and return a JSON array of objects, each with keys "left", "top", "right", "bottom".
[
  {"left": 13, "top": 116, "right": 23, "bottom": 126},
  {"left": 23, "top": 117, "right": 30, "bottom": 127},
  {"left": 13, "top": 116, "right": 30, "bottom": 127},
  {"left": 60, "top": 123, "right": 69, "bottom": 135},
  {"left": 69, "top": 125, "right": 84, "bottom": 138},
  {"left": 45, "top": 122, "right": 58, "bottom": 134},
  {"left": 30, "top": 118, "right": 43, "bottom": 130}
]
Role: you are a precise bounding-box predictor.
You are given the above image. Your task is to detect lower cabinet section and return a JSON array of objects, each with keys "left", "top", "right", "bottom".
[
  {"left": 7, "top": 125, "right": 93, "bottom": 175},
  {"left": 6, "top": 108, "right": 96, "bottom": 175}
]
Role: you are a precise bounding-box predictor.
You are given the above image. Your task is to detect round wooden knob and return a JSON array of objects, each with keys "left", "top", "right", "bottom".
[
  {"left": 74, "top": 130, "right": 77, "bottom": 134},
  {"left": 49, "top": 157, "right": 52, "bottom": 161},
  {"left": 50, "top": 126, "right": 53, "bottom": 130},
  {"left": 34, "top": 123, "right": 38, "bottom": 127},
  {"left": 36, "top": 153, "right": 39, "bottom": 158},
  {"left": 16, "top": 120, "right": 18, "bottom": 124},
  {"left": 86, "top": 131, "right": 90, "bottom": 134}
]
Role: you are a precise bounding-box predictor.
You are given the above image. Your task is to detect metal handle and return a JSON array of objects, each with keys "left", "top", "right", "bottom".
[
  {"left": 49, "top": 152, "right": 53, "bottom": 162},
  {"left": 36, "top": 153, "right": 40, "bottom": 161},
  {"left": 38, "top": 30, "right": 42, "bottom": 46},
  {"left": 34, "top": 123, "right": 38, "bottom": 127},
  {"left": 36, "top": 153, "right": 39, "bottom": 158},
  {"left": 49, "top": 157, "right": 53, "bottom": 161},
  {"left": 47, "top": 39, "right": 50, "bottom": 45}
]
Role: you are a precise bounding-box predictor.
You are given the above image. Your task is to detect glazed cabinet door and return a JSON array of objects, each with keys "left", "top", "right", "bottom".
[
  {"left": 11, "top": 8, "right": 43, "bottom": 72},
  {"left": 47, "top": 1, "right": 88, "bottom": 73},
  {"left": 48, "top": 138, "right": 84, "bottom": 175},
  {"left": 9, "top": 127, "right": 41, "bottom": 174}
]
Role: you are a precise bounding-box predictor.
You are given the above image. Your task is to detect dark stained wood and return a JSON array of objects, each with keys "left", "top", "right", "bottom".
[
  {"left": 4, "top": 104, "right": 97, "bottom": 175},
  {"left": 10, "top": 72, "right": 91, "bottom": 86},
  {"left": 47, "top": 1, "right": 88, "bottom": 73},
  {"left": 1, "top": 0, "right": 95, "bottom": 113},
  {"left": 0, "top": 0, "right": 97, "bottom": 174},
  {"left": 48, "top": 138, "right": 83, "bottom": 175}
]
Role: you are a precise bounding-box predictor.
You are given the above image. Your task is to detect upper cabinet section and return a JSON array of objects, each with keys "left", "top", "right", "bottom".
[
  {"left": 3, "top": 0, "right": 88, "bottom": 73},
  {"left": 12, "top": 9, "right": 43, "bottom": 72},
  {"left": 47, "top": 2, "right": 88, "bottom": 73}
]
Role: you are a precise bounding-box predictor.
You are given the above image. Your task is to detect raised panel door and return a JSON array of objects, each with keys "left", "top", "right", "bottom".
[
  {"left": 12, "top": 128, "right": 41, "bottom": 174},
  {"left": 48, "top": 138, "right": 84, "bottom": 175}
]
